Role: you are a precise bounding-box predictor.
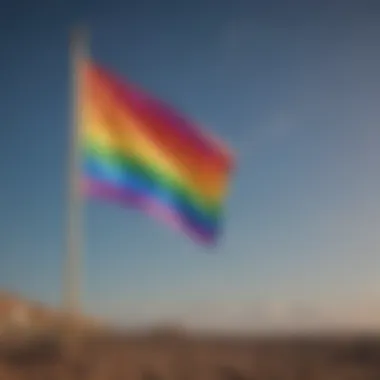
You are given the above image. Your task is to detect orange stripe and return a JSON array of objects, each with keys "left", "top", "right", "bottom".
[
  {"left": 84, "top": 64, "right": 233, "bottom": 173},
  {"left": 81, "top": 68, "right": 231, "bottom": 199}
]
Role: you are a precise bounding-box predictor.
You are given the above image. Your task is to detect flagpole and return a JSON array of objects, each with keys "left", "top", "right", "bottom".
[{"left": 63, "top": 27, "right": 87, "bottom": 322}]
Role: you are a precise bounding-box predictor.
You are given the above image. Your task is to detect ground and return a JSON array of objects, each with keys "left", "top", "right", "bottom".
[{"left": 0, "top": 332, "right": 380, "bottom": 379}]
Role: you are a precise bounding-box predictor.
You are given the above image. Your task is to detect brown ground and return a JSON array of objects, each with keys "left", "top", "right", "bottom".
[
  {"left": 1, "top": 332, "right": 380, "bottom": 379},
  {"left": 1, "top": 293, "right": 380, "bottom": 379}
]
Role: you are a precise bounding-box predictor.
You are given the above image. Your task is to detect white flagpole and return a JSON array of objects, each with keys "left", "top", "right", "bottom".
[{"left": 64, "top": 27, "right": 87, "bottom": 321}]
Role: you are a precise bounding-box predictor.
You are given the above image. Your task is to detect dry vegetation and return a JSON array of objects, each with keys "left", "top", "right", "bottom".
[
  {"left": 1, "top": 331, "right": 380, "bottom": 379},
  {"left": 1, "top": 294, "right": 380, "bottom": 379},
  {"left": 0, "top": 292, "right": 100, "bottom": 334}
]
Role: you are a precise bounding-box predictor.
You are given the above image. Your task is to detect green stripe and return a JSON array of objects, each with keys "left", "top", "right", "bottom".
[{"left": 83, "top": 139, "right": 223, "bottom": 218}]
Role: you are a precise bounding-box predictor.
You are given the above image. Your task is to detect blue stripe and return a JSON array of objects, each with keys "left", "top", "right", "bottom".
[{"left": 83, "top": 156, "right": 220, "bottom": 235}]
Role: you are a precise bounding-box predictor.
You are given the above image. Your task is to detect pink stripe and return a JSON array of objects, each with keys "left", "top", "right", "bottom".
[{"left": 83, "top": 179, "right": 215, "bottom": 245}]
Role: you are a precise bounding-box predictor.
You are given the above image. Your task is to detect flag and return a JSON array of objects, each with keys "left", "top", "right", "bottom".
[{"left": 80, "top": 60, "right": 234, "bottom": 244}]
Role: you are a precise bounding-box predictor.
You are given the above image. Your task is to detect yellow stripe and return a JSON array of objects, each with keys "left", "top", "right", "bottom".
[
  {"left": 80, "top": 75, "right": 230, "bottom": 201},
  {"left": 83, "top": 112, "right": 230, "bottom": 202}
]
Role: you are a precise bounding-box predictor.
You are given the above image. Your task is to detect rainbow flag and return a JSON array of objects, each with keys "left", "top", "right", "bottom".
[{"left": 80, "top": 60, "right": 234, "bottom": 244}]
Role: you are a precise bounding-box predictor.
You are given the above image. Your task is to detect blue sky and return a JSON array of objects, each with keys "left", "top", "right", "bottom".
[{"left": 1, "top": 0, "right": 380, "bottom": 332}]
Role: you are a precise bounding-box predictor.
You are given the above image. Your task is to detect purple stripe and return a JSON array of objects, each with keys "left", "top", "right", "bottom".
[{"left": 84, "top": 179, "right": 216, "bottom": 245}]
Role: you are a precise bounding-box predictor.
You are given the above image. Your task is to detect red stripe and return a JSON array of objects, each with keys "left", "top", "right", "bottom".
[{"left": 87, "top": 63, "right": 234, "bottom": 173}]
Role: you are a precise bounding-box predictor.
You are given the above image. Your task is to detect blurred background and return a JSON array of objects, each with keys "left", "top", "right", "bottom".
[{"left": 0, "top": 0, "right": 380, "bottom": 336}]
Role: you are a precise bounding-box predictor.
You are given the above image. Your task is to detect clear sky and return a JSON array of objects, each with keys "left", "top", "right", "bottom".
[{"left": 1, "top": 0, "right": 380, "bottom": 333}]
